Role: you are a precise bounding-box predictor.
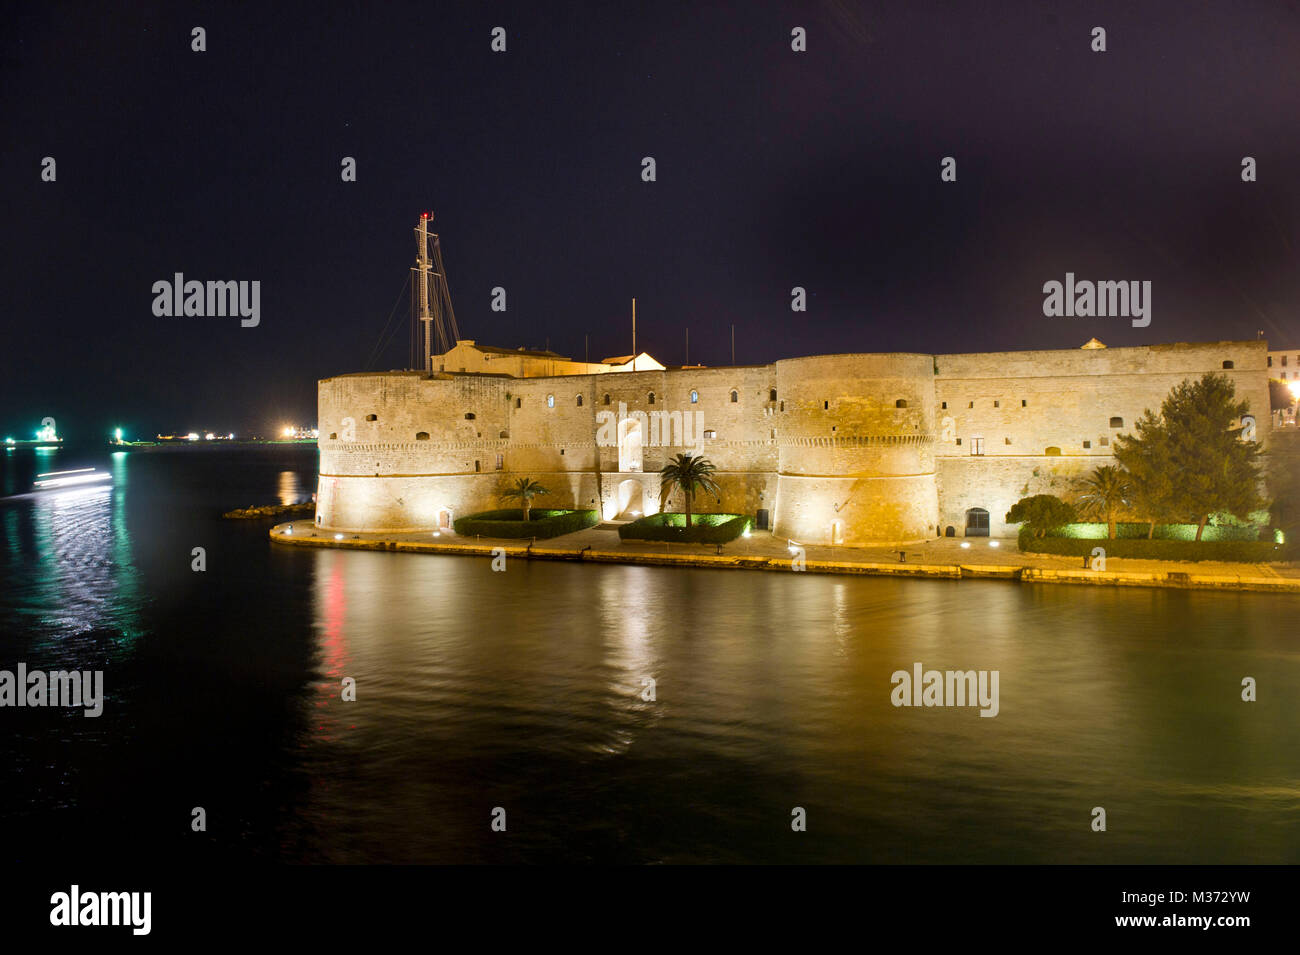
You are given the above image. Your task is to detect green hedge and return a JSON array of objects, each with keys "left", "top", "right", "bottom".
[
  {"left": 1045, "top": 522, "right": 1264, "bottom": 542},
  {"left": 619, "top": 512, "right": 752, "bottom": 543},
  {"left": 1018, "top": 528, "right": 1279, "bottom": 562},
  {"left": 453, "top": 508, "right": 599, "bottom": 539}
]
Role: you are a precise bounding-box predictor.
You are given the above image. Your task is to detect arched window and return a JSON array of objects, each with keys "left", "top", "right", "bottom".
[
  {"left": 515, "top": 397, "right": 522, "bottom": 408},
  {"left": 965, "top": 508, "right": 990, "bottom": 537},
  {"left": 576, "top": 394, "right": 583, "bottom": 406},
  {"left": 603, "top": 394, "right": 611, "bottom": 405},
  {"left": 730, "top": 390, "right": 738, "bottom": 403},
  {"left": 464, "top": 412, "right": 475, "bottom": 420},
  {"left": 648, "top": 392, "right": 656, "bottom": 405},
  {"left": 769, "top": 389, "right": 777, "bottom": 401},
  {"left": 895, "top": 399, "right": 908, "bottom": 408},
  {"left": 689, "top": 390, "right": 698, "bottom": 404},
  {"left": 415, "top": 431, "right": 430, "bottom": 441},
  {"left": 546, "top": 395, "right": 554, "bottom": 408},
  {"left": 1045, "top": 446, "right": 1061, "bottom": 456},
  {"left": 1222, "top": 360, "right": 1234, "bottom": 369},
  {"left": 1109, "top": 417, "right": 1123, "bottom": 428}
]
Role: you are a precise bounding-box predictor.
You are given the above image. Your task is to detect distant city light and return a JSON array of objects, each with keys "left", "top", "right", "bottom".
[
  {"left": 204, "top": 432, "right": 216, "bottom": 441},
  {"left": 283, "top": 426, "right": 295, "bottom": 437},
  {"left": 113, "top": 428, "right": 123, "bottom": 442},
  {"left": 186, "top": 432, "right": 199, "bottom": 441},
  {"left": 35, "top": 423, "right": 57, "bottom": 442}
]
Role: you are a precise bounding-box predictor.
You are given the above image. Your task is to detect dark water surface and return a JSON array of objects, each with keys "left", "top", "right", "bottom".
[{"left": 1, "top": 446, "right": 1297, "bottom": 864}]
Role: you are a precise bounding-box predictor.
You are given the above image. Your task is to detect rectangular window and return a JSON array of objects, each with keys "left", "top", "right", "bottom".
[
  {"left": 1083, "top": 440, "right": 1091, "bottom": 449},
  {"left": 970, "top": 437, "right": 984, "bottom": 455},
  {"left": 495, "top": 454, "right": 503, "bottom": 470},
  {"left": 474, "top": 460, "right": 481, "bottom": 472}
]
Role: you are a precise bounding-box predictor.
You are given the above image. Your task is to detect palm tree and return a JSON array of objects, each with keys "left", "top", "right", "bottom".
[
  {"left": 499, "top": 477, "right": 550, "bottom": 522},
  {"left": 659, "top": 453, "right": 720, "bottom": 528},
  {"left": 1076, "top": 465, "right": 1131, "bottom": 539}
]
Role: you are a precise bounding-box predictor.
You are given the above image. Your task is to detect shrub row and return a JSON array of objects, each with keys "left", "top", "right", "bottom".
[
  {"left": 1018, "top": 528, "right": 1279, "bottom": 562},
  {"left": 453, "top": 508, "right": 599, "bottom": 539},
  {"left": 1046, "top": 522, "right": 1264, "bottom": 542},
  {"left": 619, "top": 513, "right": 752, "bottom": 543}
]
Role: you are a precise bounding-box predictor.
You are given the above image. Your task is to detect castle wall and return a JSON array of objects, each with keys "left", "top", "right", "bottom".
[
  {"left": 933, "top": 341, "right": 1271, "bottom": 536},
  {"left": 316, "top": 340, "right": 1275, "bottom": 541}
]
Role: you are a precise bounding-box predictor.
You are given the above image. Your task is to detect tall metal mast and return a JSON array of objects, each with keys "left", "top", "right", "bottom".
[
  {"left": 415, "top": 214, "right": 433, "bottom": 373},
  {"left": 412, "top": 212, "right": 460, "bottom": 374}
]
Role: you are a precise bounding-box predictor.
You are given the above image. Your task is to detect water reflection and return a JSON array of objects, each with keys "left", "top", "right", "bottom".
[{"left": 278, "top": 470, "right": 302, "bottom": 506}]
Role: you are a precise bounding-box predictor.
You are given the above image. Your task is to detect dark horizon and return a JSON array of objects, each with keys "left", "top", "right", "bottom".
[{"left": 3, "top": 0, "right": 1298, "bottom": 440}]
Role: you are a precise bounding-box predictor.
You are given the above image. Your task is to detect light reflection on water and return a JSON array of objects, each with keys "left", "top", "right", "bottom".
[{"left": 1, "top": 446, "right": 1299, "bottom": 864}]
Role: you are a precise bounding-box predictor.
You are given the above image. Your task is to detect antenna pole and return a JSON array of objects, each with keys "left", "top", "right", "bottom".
[{"left": 632, "top": 298, "right": 637, "bottom": 371}]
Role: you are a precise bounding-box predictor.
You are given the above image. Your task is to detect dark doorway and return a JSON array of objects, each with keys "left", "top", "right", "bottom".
[
  {"left": 965, "top": 508, "right": 990, "bottom": 537},
  {"left": 945, "top": 525, "right": 955, "bottom": 537},
  {"left": 756, "top": 508, "right": 770, "bottom": 530}
]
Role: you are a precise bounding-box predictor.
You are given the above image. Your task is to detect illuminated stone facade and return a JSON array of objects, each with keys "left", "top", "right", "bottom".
[{"left": 315, "top": 339, "right": 1272, "bottom": 543}]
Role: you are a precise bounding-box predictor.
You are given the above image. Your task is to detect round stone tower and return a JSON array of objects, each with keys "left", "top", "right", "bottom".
[{"left": 772, "top": 354, "right": 938, "bottom": 543}]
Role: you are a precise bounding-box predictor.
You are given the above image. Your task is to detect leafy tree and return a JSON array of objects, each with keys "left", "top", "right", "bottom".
[
  {"left": 499, "top": 477, "right": 550, "bottom": 521},
  {"left": 1005, "top": 494, "right": 1077, "bottom": 538},
  {"left": 1075, "top": 465, "right": 1131, "bottom": 539},
  {"left": 1113, "top": 374, "right": 1264, "bottom": 541},
  {"left": 659, "top": 453, "right": 720, "bottom": 527},
  {"left": 1112, "top": 409, "right": 1179, "bottom": 538}
]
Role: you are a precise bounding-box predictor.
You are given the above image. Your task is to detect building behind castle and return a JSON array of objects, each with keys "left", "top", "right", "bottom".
[{"left": 314, "top": 338, "right": 1273, "bottom": 543}]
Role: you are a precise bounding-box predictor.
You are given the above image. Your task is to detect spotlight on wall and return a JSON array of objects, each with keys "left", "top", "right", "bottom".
[
  {"left": 960, "top": 541, "right": 971, "bottom": 549},
  {"left": 433, "top": 531, "right": 441, "bottom": 537},
  {"left": 334, "top": 533, "right": 344, "bottom": 541}
]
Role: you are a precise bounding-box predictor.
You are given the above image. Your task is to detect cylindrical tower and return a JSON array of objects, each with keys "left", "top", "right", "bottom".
[{"left": 772, "top": 354, "right": 938, "bottom": 543}]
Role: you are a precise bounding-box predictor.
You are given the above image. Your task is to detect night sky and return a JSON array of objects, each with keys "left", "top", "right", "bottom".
[{"left": 3, "top": 0, "right": 1298, "bottom": 440}]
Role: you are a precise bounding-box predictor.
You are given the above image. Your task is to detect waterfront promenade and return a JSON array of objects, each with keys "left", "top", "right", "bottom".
[{"left": 270, "top": 521, "right": 1300, "bottom": 594}]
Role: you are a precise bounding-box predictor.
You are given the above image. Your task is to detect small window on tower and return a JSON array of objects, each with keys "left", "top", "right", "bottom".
[
  {"left": 690, "top": 390, "right": 699, "bottom": 404},
  {"left": 546, "top": 395, "right": 554, "bottom": 408},
  {"left": 576, "top": 394, "right": 583, "bottom": 407},
  {"left": 465, "top": 412, "right": 476, "bottom": 420},
  {"left": 365, "top": 414, "right": 377, "bottom": 421},
  {"left": 730, "top": 390, "right": 738, "bottom": 403}
]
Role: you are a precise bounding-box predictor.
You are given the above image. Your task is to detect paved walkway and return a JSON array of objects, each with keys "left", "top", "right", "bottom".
[{"left": 268, "top": 520, "right": 1300, "bottom": 594}]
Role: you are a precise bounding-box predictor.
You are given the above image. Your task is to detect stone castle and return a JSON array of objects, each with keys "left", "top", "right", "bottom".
[{"left": 314, "top": 337, "right": 1274, "bottom": 543}]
